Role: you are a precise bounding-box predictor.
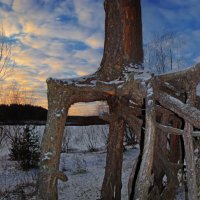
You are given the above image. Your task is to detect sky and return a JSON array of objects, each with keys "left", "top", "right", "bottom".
[{"left": 0, "top": 0, "right": 199, "bottom": 115}]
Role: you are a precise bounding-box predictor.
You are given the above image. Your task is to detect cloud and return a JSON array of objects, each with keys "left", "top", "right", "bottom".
[
  {"left": 0, "top": 0, "right": 105, "bottom": 109},
  {"left": 74, "top": 49, "right": 102, "bottom": 66},
  {"left": 1, "top": 0, "right": 199, "bottom": 111},
  {"left": 142, "top": 0, "right": 200, "bottom": 71},
  {"left": 142, "top": 0, "right": 200, "bottom": 42},
  {"left": 194, "top": 56, "right": 200, "bottom": 64},
  {"left": 0, "top": 0, "right": 13, "bottom": 6},
  {"left": 73, "top": 0, "right": 104, "bottom": 29},
  {"left": 12, "top": 0, "right": 39, "bottom": 14},
  {"left": 85, "top": 33, "right": 104, "bottom": 49}
]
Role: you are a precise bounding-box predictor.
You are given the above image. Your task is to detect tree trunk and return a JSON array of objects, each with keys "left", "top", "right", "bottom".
[
  {"left": 37, "top": 83, "right": 69, "bottom": 200},
  {"left": 101, "top": 98, "right": 125, "bottom": 200},
  {"left": 133, "top": 82, "right": 156, "bottom": 200},
  {"left": 97, "top": 0, "right": 143, "bottom": 81},
  {"left": 182, "top": 85, "right": 198, "bottom": 200},
  {"left": 169, "top": 118, "right": 182, "bottom": 163},
  {"left": 38, "top": 1, "right": 145, "bottom": 199},
  {"left": 100, "top": 1, "right": 144, "bottom": 199},
  {"left": 153, "top": 112, "right": 169, "bottom": 194}
]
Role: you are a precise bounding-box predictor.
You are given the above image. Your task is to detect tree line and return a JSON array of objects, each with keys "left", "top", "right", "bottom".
[
  {"left": 0, "top": 104, "right": 47, "bottom": 122},
  {"left": 0, "top": 104, "right": 108, "bottom": 125}
]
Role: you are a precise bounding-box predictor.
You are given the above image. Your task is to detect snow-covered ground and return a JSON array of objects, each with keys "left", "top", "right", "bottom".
[
  {"left": 58, "top": 147, "right": 139, "bottom": 200},
  {"left": 0, "top": 125, "right": 139, "bottom": 200},
  {"left": 0, "top": 125, "right": 184, "bottom": 199}
]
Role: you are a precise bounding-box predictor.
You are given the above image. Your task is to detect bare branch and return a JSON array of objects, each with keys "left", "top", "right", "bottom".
[
  {"left": 155, "top": 91, "right": 200, "bottom": 129},
  {"left": 155, "top": 63, "right": 200, "bottom": 85},
  {"left": 193, "top": 131, "right": 200, "bottom": 137},
  {"left": 0, "top": 25, "right": 14, "bottom": 81},
  {"left": 156, "top": 123, "right": 183, "bottom": 135},
  {"left": 134, "top": 82, "right": 156, "bottom": 200}
]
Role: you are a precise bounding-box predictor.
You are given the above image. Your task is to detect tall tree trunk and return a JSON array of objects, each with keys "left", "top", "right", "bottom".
[
  {"left": 97, "top": 0, "right": 143, "bottom": 81},
  {"left": 101, "top": 98, "right": 125, "bottom": 200},
  {"left": 100, "top": 1, "right": 144, "bottom": 199},
  {"left": 133, "top": 82, "right": 156, "bottom": 200},
  {"left": 37, "top": 83, "right": 69, "bottom": 200},
  {"left": 182, "top": 85, "right": 198, "bottom": 200},
  {"left": 38, "top": 1, "right": 144, "bottom": 199}
]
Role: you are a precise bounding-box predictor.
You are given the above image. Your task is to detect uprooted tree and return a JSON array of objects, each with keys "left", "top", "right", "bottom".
[{"left": 37, "top": 0, "right": 200, "bottom": 200}]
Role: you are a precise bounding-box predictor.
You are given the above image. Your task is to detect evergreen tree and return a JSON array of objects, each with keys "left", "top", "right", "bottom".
[
  {"left": 9, "top": 125, "right": 40, "bottom": 170},
  {"left": 9, "top": 134, "right": 22, "bottom": 161}
]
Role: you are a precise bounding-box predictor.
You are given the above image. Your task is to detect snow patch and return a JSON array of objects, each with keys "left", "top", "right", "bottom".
[
  {"left": 147, "top": 86, "right": 153, "bottom": 97},
  {"left": 162, "top": 174, "right": 167, "bottom": 186},
  {"left": 56, "top": 113, "right": 61, "bottom": 117},
  {"left": 147, "top": 99, "right": 153, "bottom": 106},
  {"left": 53, "top": 74, "right": 96, "bottom": 85},
  {"left": 104, "top": 79, "right": 124, "bottom": 85},
  {"left": 134, "top": 69, "right": 152, "bottom": 81},
  {"left": 164, "top": 82, "right": 176, "bottom": 90},
  {"left": 42, "top": 152, "right": 53, "bottom": 161},
  {"left": 121, "top": 63, "right": 152, "bottom": 82},
  {"left": 129, "top": 100, "right": 138, "bottom": 105},
  {"left": 74, "top": 83, "right": 96, "bottom": 87}
]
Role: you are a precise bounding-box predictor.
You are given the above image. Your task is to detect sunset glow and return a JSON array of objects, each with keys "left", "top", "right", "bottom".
[{"left": 0, "top": 0, "right": 199, "bottom": 115}]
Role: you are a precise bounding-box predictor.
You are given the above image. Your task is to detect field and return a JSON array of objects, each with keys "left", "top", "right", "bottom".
[{"left": 0, "top": 125, "right": 184, "bottom": 199}]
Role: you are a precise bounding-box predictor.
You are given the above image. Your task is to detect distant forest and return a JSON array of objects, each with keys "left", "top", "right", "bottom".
[
  {"left": 0, "top": 104, "right": 107, "bottom": 125},
  {"left": 0, "top": 104, "right": 47, "bottom": 122}
]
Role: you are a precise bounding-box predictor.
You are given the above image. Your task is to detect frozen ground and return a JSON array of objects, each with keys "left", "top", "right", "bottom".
[
  {"left": 58, "top": 148, "right": 139, "bottom": 200},
  {"left": 0, "top": 125, "right": 184, "bottom": 199},
  {"left": 0, "top": 125, "right": 139, "bottom": 200}
]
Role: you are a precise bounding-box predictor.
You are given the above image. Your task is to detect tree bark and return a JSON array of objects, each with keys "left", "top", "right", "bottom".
[
  {"left": 169, "top": 118, "right": 182, "bottom": 164},
  {"left": 153, "top": 112, "right": 169, "bottom": 196},
  {"left": 128, "top": 157, "right": 139, "bottom": 199},
  {"left": 133, "top": 82, "right": 156, "bottom": 200},
  {"left": 182, "top": 85, "right": 198, "bottom": 200},
  {"left": 97, "top": 0, "right": 143, "bottom": 81},
  {"left": 155, "top": 91, "right": 200, "bottom": 129},
  {"left": 37, "top": 83, "right": 69, "bottom": 200},
  {"left": 155, "top": 63, "right": 200, "bottom": 85},
  {"left": 101, "top": 98, "right": 125, "bottom": 200},
  {"left": 38, "top": 1, "right": 145, "bottom": 199},
  {"left": 157, "top": 123, "right": 183, "bottom": 135}
]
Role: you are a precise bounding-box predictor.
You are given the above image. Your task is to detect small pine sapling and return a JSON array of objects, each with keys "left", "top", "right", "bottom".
[{"left": 9, "top": 125, "right": 40, "bottom": 170}]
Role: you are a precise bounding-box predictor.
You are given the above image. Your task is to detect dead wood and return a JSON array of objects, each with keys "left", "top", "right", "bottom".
[
  {"left": 157, "top": 123, "right": 183, "bottom": 135},
  {"left": 133, "top": 82, "right": 156, "bottom": 200},
  {"left": 101, "top": 98, "right": 125, "bottom": 200},
  {"left": 155, "top": 91, "right": 200, "bottom": 129},
  {"left": 182, "top": 85, "right": 198, "bottom": 200}
]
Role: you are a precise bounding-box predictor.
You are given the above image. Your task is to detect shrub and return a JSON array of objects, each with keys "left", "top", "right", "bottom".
[
  {"left": 124, "top": 124, "right": 136, "bottom": 146},
  {"left": 9, "top": 125, "right": 40, "bottom": 170},
  {"left": 83, "top": 126, "right": 98, "bottom": 152},
  {"left": 62, "top": 128, "right": 72, "bottom": 153},
  {"left": 0, "top": 126, "right": 6, "bottom": 148}
]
